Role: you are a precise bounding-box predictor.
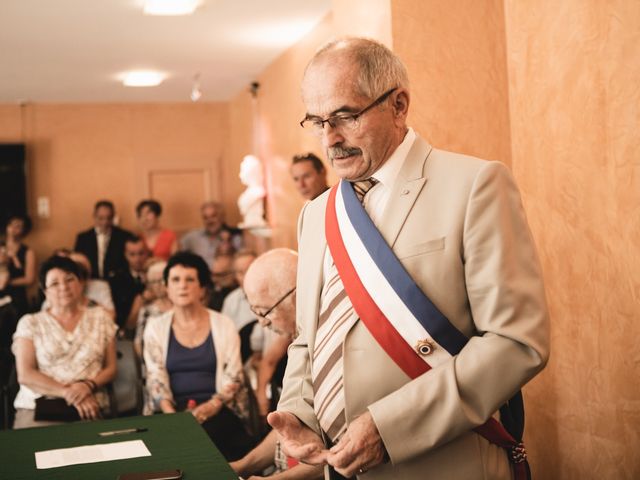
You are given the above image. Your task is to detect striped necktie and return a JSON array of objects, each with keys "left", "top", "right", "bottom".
[{"left": 312, "top": 178, "right": 378, "bottom": 442}]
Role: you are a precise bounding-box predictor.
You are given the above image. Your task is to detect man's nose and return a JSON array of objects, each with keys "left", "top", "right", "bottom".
[{"left": 321, "top": 123, "right": 344, "bottom": 148}]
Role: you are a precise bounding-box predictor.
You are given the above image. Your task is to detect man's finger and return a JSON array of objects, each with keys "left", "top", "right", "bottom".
[
  {"left": 329, "top": 437, "right": 347, "bottom": 454},
  {"left": 327, "top": 443, "right": 357, "bottom": 470},
  {"left": 288, "top": 444, "right": 328, "bottom": 465},
  {"left": 267, "top": 411, "right": 301, "bottom": 438},
  {"left": 266, "top": 411, "right": 288, "bottom": 431}
]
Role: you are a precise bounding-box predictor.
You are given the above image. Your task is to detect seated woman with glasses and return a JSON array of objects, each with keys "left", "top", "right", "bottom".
[
  {"left": 143, "top": 252, "right": 255, "bottom": 461},
  {"left": 12, "top": 255, "right": 117, "bottom": 428}
]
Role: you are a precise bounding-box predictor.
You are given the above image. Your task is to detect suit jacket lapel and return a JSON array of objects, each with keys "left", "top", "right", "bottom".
[
  {"left": 299, "top": 197, "right": 328, "bottom": 354},
  {"left": 377, "top": 135, "right": 432, "bottom": 248}
]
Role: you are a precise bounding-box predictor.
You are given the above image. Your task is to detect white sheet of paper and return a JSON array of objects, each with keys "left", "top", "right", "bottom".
[{"left": 35, "top": 439, "right": 151, "bottom": 469}]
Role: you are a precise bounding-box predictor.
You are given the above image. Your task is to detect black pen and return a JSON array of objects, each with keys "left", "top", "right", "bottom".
[{"left": 98, "top": 427, "right": 148, "bottom": 437}]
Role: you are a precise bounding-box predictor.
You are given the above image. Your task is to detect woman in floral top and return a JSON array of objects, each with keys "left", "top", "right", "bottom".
[{"left": 12, "top": 255, "right": 117, "bottom": 428}]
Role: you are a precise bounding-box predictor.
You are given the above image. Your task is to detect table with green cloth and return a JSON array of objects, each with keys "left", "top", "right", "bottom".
[{"left": 0, "top": 412, "right": 237, "bottom": 479}]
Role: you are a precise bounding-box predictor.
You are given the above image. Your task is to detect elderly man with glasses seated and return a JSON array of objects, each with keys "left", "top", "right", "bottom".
[
  {"left": 245, "top": 250, "right": 297, "bottom": 419},
  {"left": 230, "top": 248, "right": 322, "bottom": 480}
]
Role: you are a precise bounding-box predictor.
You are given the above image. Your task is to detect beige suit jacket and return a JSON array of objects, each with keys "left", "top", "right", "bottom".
[{"left": 278, "top": 135, "right": 550, "bottom": 479}]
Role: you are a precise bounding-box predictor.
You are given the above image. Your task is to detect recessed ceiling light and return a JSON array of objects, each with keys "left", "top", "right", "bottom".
[
  {"left": 143, "top": 0, "right": 200, "bottom": 16},
  {"left": 121, "top": 70, "right": 166, "bottom": 87}
]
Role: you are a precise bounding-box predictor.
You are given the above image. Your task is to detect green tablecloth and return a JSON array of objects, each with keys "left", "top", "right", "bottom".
[{"left": 0, "top": 412, "right": 237, "bottom": 479}]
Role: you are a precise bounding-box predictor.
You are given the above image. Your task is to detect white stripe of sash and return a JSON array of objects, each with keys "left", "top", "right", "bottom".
[{"left": 334, "top": 186, "right": 452, "bottom": 368}]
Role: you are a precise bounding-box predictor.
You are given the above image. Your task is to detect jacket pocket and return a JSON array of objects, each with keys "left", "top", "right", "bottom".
[{"left": 395, "top": 236, "right": 445, "bottom": 259}]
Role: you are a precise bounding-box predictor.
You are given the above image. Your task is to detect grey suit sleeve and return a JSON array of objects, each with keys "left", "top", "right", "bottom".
[{"left": 368, "top": 161, "right": 550, "bottom": 464}]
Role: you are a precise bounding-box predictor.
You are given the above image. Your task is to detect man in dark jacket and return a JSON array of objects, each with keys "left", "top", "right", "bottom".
[
  {"left": 108, "top": 236, "right": 148, "bottom": 330},
  {"left": 74, "top": 200, "right": 133, "bottom": 279}
]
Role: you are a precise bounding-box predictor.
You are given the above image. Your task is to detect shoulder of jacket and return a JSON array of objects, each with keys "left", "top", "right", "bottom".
[{"left": 208, "top": 309, "right": 236, "bottom": 332}]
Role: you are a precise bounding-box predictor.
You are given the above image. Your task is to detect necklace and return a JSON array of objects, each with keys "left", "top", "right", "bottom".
[{"left": 172, "top": 310, "right": 210, "bottom": 348}]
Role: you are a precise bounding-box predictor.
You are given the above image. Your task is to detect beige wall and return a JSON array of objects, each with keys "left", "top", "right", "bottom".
[
  {"left": 392, "top": 0, "right": 640, "bottom": 478},
  {"left": 0, "top": 103, "right": 232, "bottom": 264}
]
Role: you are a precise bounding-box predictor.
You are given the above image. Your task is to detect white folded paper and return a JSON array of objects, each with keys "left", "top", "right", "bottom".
[{"left": 35, "top": 439, "right": 151, "bottom": 469}]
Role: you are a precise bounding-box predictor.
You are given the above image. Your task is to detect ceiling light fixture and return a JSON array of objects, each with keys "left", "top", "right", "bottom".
[
  {"left": 143, "top": 0, "right": 200, "bottom": 16},
  {"left": 121, "top": 70, "right": 166, "bottom": 87}
]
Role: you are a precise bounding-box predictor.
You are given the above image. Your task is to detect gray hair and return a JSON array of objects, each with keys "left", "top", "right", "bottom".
[
  {"left": 307, "top": 37, "right": 410, "bottom": 99},
  {"left": 200, "top": 201, "right": 224, "bottom": 213}
]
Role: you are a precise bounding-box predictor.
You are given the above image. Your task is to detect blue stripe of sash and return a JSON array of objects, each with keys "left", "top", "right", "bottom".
[{"left": 340, "top": 180, "right": 468, "bottom": 355}]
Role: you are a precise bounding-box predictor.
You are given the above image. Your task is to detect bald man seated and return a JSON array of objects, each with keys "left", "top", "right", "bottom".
[{"left": 230, "top": 248, "right": 322, "bottom": 480}]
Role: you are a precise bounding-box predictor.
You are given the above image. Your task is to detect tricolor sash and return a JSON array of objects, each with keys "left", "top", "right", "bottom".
[{"left": 325, "top": 180, "right": 530, "bottom": 480}]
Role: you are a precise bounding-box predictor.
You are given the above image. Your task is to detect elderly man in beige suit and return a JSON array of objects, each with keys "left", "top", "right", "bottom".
[{"left": 268, "top": 37, "right": 550, "bottom": 480}]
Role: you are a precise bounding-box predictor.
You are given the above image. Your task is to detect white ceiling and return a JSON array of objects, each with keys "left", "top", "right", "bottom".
[{"left": 0, "top": 0, "right": 331, "bottom": 103}]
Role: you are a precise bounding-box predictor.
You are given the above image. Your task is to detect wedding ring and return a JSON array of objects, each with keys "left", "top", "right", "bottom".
[{"left": 357, "top": 467, "right": 366, "bottom": 475}]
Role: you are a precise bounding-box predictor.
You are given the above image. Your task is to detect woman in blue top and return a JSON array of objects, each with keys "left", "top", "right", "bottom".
[{"left": 143, "top": 252, "right": 255, "bottom": 460}]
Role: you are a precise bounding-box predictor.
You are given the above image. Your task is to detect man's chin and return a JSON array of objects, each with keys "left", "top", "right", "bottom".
[{"left": 331, "top": 159, "right": 361, "bottom": 179}]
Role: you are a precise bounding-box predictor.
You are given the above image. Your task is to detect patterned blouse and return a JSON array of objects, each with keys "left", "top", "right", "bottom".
[{"left": 12, "top": 306, "right": 117, "bottom": 410}]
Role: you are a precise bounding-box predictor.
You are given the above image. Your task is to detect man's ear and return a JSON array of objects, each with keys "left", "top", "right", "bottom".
[{"left": 392, "top": 89, "right": 410, "bottom": 116}]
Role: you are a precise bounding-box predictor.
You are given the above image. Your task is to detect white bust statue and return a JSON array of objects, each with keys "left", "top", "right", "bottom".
[{"left": 238, "top": 154, "right": 267, "bottom": 228}]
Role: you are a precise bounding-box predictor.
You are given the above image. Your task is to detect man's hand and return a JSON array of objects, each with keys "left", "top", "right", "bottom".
[
  {"left": 267, "top": 411, "right": 329, "bottom": 465},
  {"left": 326, "top": 411, "right": 387, "bottom": 477}
]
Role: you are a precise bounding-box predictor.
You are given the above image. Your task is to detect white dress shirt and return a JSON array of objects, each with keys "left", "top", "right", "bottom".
[{"left": 323, "top": 128, "right": 417, "bottom": 278}]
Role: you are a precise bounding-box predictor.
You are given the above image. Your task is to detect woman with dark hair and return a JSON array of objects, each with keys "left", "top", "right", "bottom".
[
  {"left": 12, "top": 255, "right": 117, "bottom": 428},
  {"left": 143, "top": 252, "right": 255, "bottom": 460},
  {"left": 135, "top": 199, "right": 177, "bottom": 261},
  {"left": 3, "top": 214, "right": 36, "bottom": 316}
]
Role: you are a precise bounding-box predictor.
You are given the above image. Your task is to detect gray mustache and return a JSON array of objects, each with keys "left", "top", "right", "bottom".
[{"left": 328, "top": 146, "right": 361, "bottom": 158}]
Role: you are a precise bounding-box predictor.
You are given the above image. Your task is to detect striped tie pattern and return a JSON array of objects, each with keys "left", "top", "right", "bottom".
[{"left": 312, "top": 178, "right": 378, "bottom": 442}]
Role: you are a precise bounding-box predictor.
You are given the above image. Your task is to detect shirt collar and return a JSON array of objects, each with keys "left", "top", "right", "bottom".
[{"left": 371, "top": 127, "right": 416, "bottom": 188}]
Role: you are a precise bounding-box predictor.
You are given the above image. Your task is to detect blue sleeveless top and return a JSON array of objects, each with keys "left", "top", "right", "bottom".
[{"left": 166, "top": 328, "right": 216, "bottom": 408}]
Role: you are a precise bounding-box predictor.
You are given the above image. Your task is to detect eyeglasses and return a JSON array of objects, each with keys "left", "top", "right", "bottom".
[
  {"left": 299, "top": 88, "right": 397, "bottom": 137},
  {"left": 249, "top": 286, "right": 296, "bottom": 325}
]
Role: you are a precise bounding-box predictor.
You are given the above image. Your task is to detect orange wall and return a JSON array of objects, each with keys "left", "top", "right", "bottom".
[
  {"left": 0, "top": 102, "right": 233, "bottom": 264},
  {"left": 504, "top": 1, "right": 640, "bottom": 478},
  {"left": 392, "top": 0, "right": 512, "bottom": 164},
  {"left": 392, "top": 0, "right": 640, "bottom": 478}
]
